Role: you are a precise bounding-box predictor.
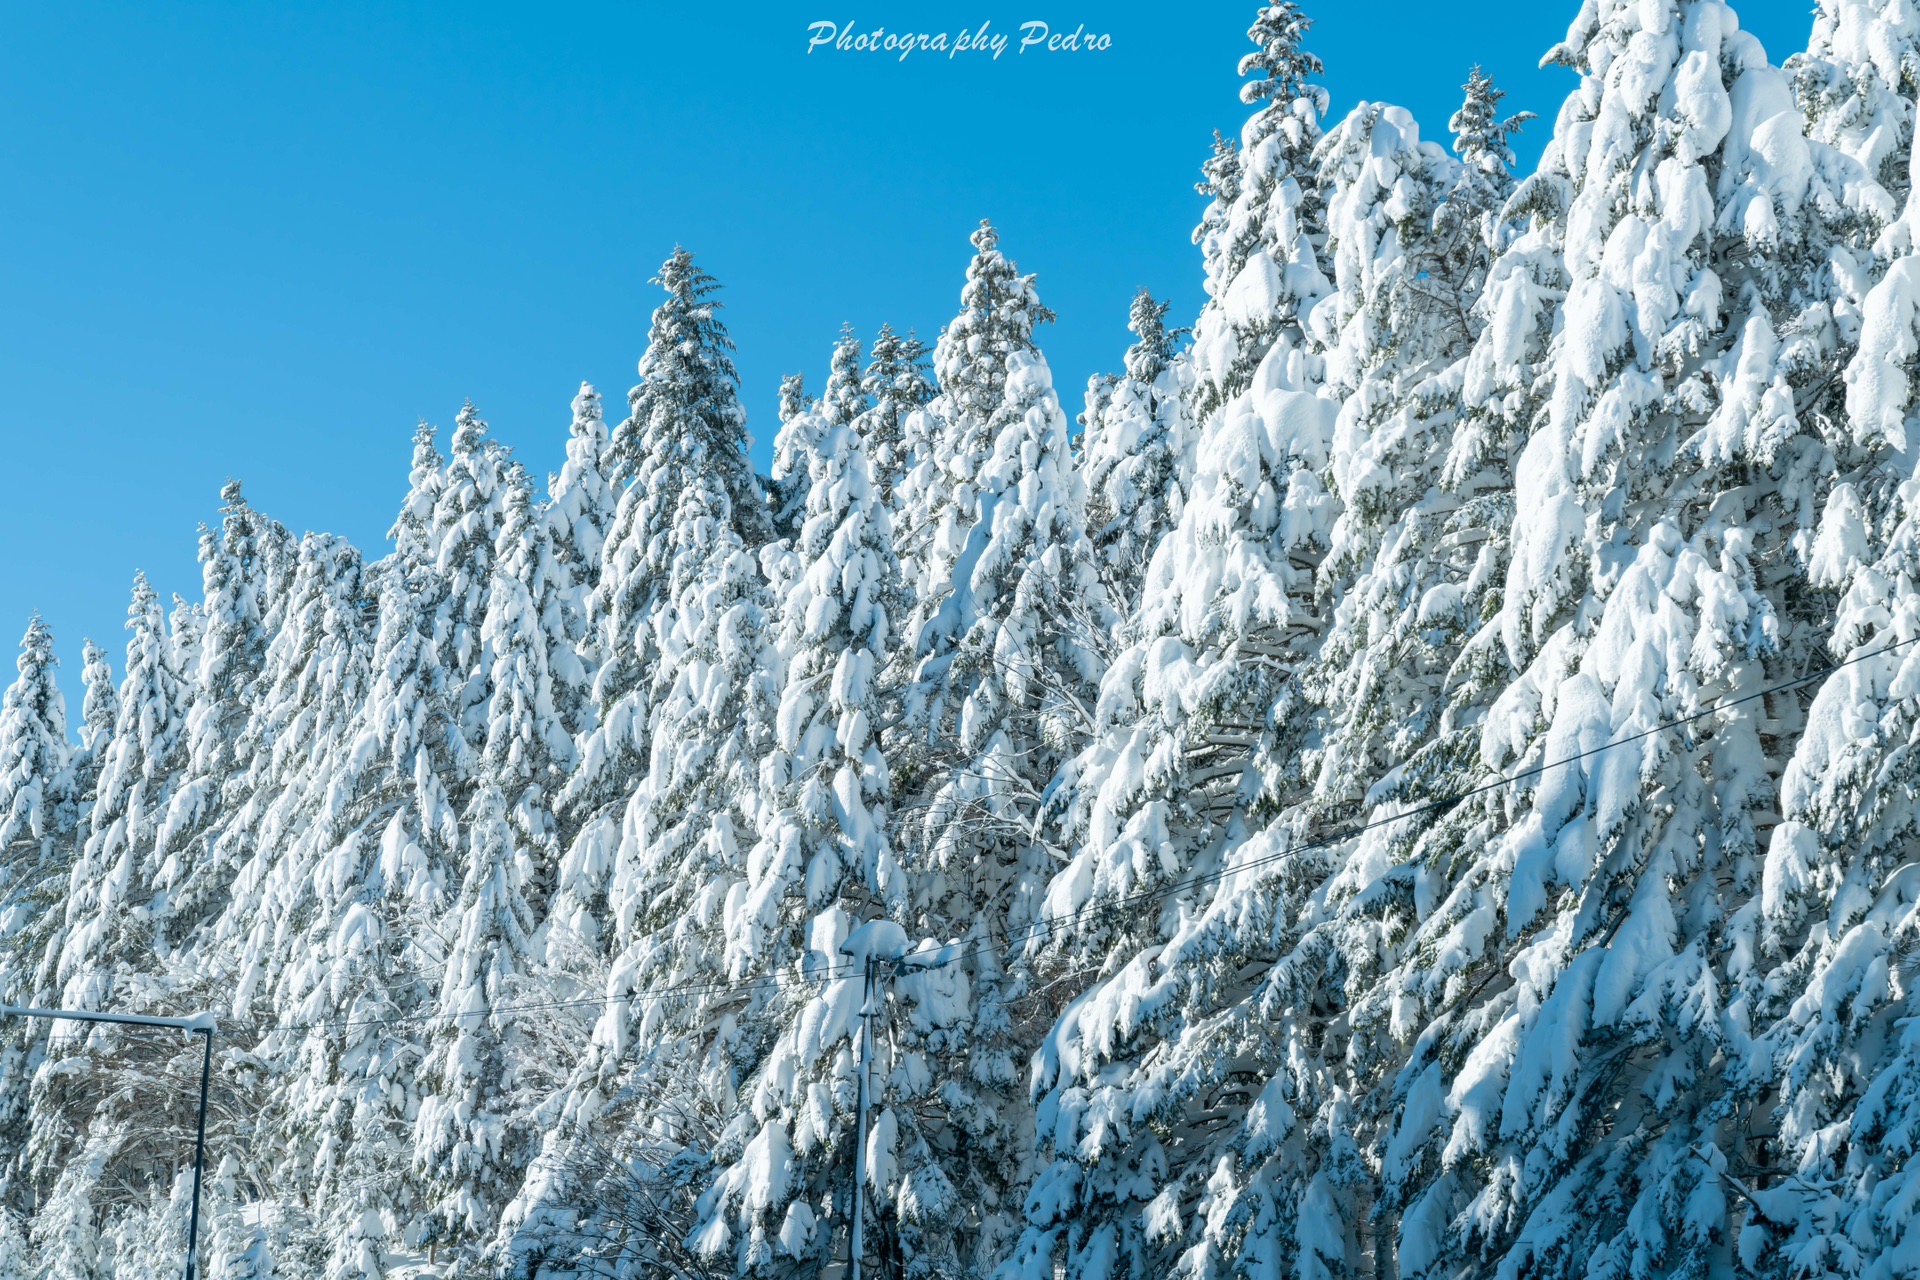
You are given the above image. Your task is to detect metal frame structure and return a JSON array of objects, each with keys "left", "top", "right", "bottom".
[{"left": 0, "top": 1005, "right": 216, "bottom": 1280}]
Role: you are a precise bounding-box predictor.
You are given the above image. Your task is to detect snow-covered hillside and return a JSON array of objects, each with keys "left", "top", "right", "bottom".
[{"left": 6, "top": 1, "right": 1920, "bottom": 1276}]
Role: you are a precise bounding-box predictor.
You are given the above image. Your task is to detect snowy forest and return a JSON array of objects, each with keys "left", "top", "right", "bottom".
[{"left": 8, "top": 0, "right": 1920, "bottom": 1275}]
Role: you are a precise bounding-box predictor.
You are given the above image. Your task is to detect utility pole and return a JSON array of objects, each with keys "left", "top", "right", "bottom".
[
  {"left": 0, "top": 1005, "right": 216, "bottom": 1280},
  {"left": 185, "top": 1017, "right": 214, "bottom": 1280},
  {"left": 848, "top": 953, "right": 878, "bottom": 1280}
]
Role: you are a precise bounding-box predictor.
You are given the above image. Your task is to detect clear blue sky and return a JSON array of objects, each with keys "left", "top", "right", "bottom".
[{"left": 0, "top": 0, "right": 1813, "bottom": 714}]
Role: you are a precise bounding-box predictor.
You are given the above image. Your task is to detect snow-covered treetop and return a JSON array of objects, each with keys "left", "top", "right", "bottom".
[
  {"left": 894, "top": 221, "right": 1060, "bottom": 621},
  {"left": 77, "top": 638, "right": 115, "bottom": 758},
  {"left": 770, "top": 373, "right": 820, "bottom": 545},
  {"left": 1188, "top": 0, "right": 1334, "bottom": 410},
  {"left": 858, "top": 323, "right": 934, "bottom": 504},
  {"left": 1081, "top": 288, "right": 1192, "bottom": 611},
  {"left": 821, "top": 324, "right": 867, "bottom": 432},
  {"left": 391, "top": 419, "right": 444, "bottom": 565},
  {"left": 609, "top": 247, "right": 772, "bottom": 549},
  {"left": 777, "top": 371, "right": 811, "bottom": 426},
  {"left": 935, "top": 221, "right": 1056, "bottom": 428},
  {"left": 0, "top": 614, "right": 68, "bottom": 849},
  {"left": 596, "top": 247, "right": 773, "bottom": 653},
  {"left": 1238, "top": 2, "right": 1328, "bottom": 141},
  {"left": 546, "top": 380, "right": 612, "bottom": 587},
  {"left": 1122, "top": 289, "right": 1176, "bottom": 385},
  {"left": 1193, "top": 128, "right": 1243, "bottom": 250},
  {"left": 1450, "top": 64, "right": 1535, "bottom": 174}
]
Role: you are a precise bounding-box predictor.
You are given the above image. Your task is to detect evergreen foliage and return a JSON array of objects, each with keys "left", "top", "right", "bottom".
[{"left": 13, "top": 5, "right": 1920, "bottom": 1276}]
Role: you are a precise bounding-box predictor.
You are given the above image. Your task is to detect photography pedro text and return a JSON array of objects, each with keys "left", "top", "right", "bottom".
[{"left": 805, "top": 20, "right": 1113, "bottom": 61}]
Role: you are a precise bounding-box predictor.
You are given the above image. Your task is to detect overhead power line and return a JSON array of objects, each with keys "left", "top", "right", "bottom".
[{"left": 197, "top": 630, "right": 1920, "bottom": 1039}]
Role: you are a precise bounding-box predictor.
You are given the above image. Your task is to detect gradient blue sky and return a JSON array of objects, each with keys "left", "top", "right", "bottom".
[{"left": 1, "top": 0, "right": 1813, "bottom": 713}]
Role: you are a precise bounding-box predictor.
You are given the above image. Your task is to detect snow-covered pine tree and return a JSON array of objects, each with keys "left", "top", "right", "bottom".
[
  {"left": 768, "top": 373, "right": 817, "bottom": 546},
  {"left": 501, "top": 454, "right": 779, "bottom": 1272},
  {"left": 4, "top": 638, "right": 114, "bottom": 1193},
  {"left": 1079, "top": 290, "right": 1192, "bottom": 612},
  {"left": 1360, "top": 5, "right": 1883, "bottom": 1277},
  {"left": 546, "top": 381, "right": 614, "bottom": 626},
  {"left": 393, "top": 419, "right": 443, "bottom": 566},
  {"left": 419, "top": 463, "right": 578, "bottom": 1265},
  {"left": 1021, "top": 93, "right": 1481, "bottom": 1280},
  {"left": 1261, "top": 85, "right": 1539, "bottom": 1207},
  {"left": 869, "top": 220, "right": 1118, "bottom": 1272},
  {"left": 99, "top": 1169, "right": 201, "bottom": 1280},
  {"left": 414, "top": 782, "right": 539, "bottom": 1263},
  {"left": 250, "top": 420, "right": 505, "bottom": 1271},
  {"left": 0, "top": 616, "right": 71, "bottom": 1208},
  {"left": 481, "top": 462, "right": 585, "bottom": 892},
  {"left": 53, "top": 573, "right": 191, "bottom": 1018},
  {"left": 30, "top": 1136, "right": 106, "bottom": 1280},
  {"left": 24, "top": 580, "right": 196, "bottom": 1248},
  {"left": 358, "top": 419, "right": 462, "bottom": 908},
  {"left": 859, "top": 323, "right": 935, "bottom": 507},
  {"left": 1299, "top": 92, "right": 1479, "bottom": 803},
  {"left": 692, "top": 359, "right": 925, "bottom": 1276},
  {"left": 1065, "top": 0, "right": 1339, "bottom": 862},
  {"left": 591, "top": 464, "right": 775, "bottom": 1055},
  {"left": 1426, "top": 63, "right": 1559, "bottom": 501},
  {"left": 212, "top": 531, "right": 424, "bottom": 1280},
  {"left": 74, "top": 640, "right": 116, "bottom": 786},
  {"left": 435, "top": 401, "right": 513, "bottom": 774},
  {"left": 1188, "top": 1, "right": 1332, "bottom": 424},
  {"left": 1717, "top": 8, "right": 1920, "bottom": 1269},
  {"left": 1191, "top": 128, "right": 1241, "bottom": 294},
  {"left": 542, "top": 382, "right": 615, "bottom": 755},
  {"left": 285, "top": 407, "right": 504, "bottom": 1072},
  {"left": 207, "top": 432, "right": 458, "bottom": 1275},
  {"left": 1006, "top": 7, "right": 1363, "bottom": 1276},
  {"left": 1788, "top": 0, "right": 1920, "bottom": 200},
  {"left": 779, "top": 371, "right": 813, "bottom": 423},
  {"left": 1763, "top": 0, "right": 1915, "bottom": 710},
  {"left": 168, "top": 593, "right": 205, "bottom": 713},
  {"left": 565, "top": 249, "right": 772, "bottom": 879},
  {"left": 893, "top": 221, "right": 1055, "bottom": 623},
  {"left": 208, "top": 1157, "right": 278, "bottom": 1280},
  {"left": 1311, "top": 93, "right": 1467, "bottom": 404},
  {"left": 185, "top": 482, "right": 279, "bottom": 783},
  {"left": 891, "top": 221, "right": 1067, "bottom": 747},
  {"left": 820, "top": 327, "right": 870, "bottom": 427},
  {"left": 1726, "top": 473, "right": 1920, "bottom": 1276},
  {"left": 1127, "top": 71, "right": 1535, "bottom": 1280},
  {"left": 819, "top": 327, "right": 870, "bottom": 439},
  {"left": 213, "top": 538, "right": 364, "bottom": 973},
  {"left": 909, "top": 334, "right": 1115, "bottom": 893},
  {"left": 769, "top": 330, "right": 869, "bottom": 562},
  {"left": 160, "top": 482, "right": 295, "bottom": 945},
  {"left": 0, "top": 615, "right": 69, "bottom": 857},
  {"left": 1450, "top": 64, "right": 1535, "bottom": 188},
  {"left": 1795, "top": 0, "right": 1920, "bottom": 564}
]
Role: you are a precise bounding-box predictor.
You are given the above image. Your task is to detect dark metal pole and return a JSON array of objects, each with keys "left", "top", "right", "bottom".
[
  {"left": 183, "top": 1026, "right": 213, "bottom": 1280},
  {"left": 850, "top": 955, "right": 875, "bottom": 1280}
]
